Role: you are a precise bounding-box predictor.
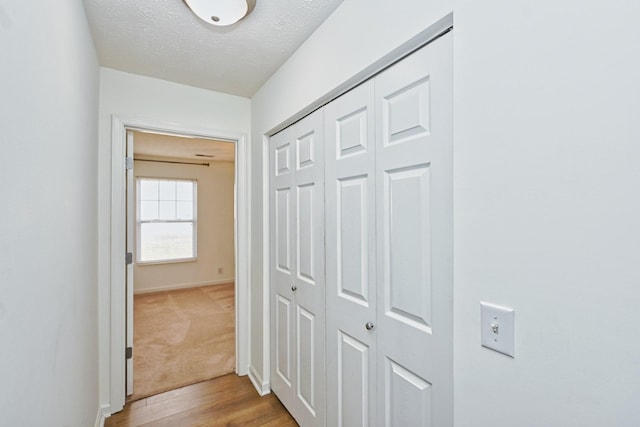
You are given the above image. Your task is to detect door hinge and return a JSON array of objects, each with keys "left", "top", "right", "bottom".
[
  {"left": 125, "top": 157, "right": 133, "bottom": 170},
  {"left": 126, "top": 347, "right": 133, "bottom": 359},
  {"left": 126, "top": 252, "right": 133, "bottom": 265}
]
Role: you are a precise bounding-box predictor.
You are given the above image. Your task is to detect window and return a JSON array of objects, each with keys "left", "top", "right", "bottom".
[{"left": 137, "top": 177, "right": 197, "bottom": 263}]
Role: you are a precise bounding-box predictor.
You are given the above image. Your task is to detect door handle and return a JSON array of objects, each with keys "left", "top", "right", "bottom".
[
  {"left": 291, "top": 285, "right": 297, "bottom": 292},
  {"left": 365, "top": 322, "right": 375, "bottom": 331}
]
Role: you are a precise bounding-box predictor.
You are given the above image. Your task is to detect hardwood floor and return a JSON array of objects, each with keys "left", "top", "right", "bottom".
[{"left": 105, "top": 374, "right": 298, "bottom": 427}]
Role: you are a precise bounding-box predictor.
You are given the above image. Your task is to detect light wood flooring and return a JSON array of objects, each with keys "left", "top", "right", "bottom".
[{"left": 105, "top": 373, "right": 298, "bottom": 427}]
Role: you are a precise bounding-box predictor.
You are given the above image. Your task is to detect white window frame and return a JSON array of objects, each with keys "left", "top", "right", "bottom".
[{"left": 136, "top": 177, "right": 198, "bottom": 264}]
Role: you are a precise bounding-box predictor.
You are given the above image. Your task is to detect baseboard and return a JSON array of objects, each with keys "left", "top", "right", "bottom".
[
  {"left": 134, "top": 279, "right": 235, "bottom": 294},
  {"left": 248, "top": 365, "right": 271, "bottom": 396},
  {"left": 94, "top": 404, "right": 110, "bottom": 427}
]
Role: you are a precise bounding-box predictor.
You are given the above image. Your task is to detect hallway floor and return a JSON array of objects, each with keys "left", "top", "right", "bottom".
[{"left": 105, "top": 373, "right": 297, "bottom": 426}]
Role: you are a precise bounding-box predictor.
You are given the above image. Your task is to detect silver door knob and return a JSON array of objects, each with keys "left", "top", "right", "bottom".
[
  {"left": 291, "top": 285, "right": 297, "bottom": 292},
  {"left": 365, "top": 322, "right": 375, "bottom": 331}
]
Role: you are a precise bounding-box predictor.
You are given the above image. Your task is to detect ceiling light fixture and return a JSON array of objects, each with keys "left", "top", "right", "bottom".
[{"left": 184, "top": 0, "right": 256, "bottom": 27}]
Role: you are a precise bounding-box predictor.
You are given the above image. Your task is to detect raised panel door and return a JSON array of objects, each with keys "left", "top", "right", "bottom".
[
  {"left": 292, "top": 110, "right": 325, "bottom": 427},
  {"left": 375, "top": 32, "right": 453, "bottom": 427},
  {"left": 271, "top": 109, "right": 325, "bottom": 427},
  {"left": 270, "top": 126, "right": 296, "bottom": 412},
  {"left": 325, "top": 81, "right": 377, "bottom": 427}
]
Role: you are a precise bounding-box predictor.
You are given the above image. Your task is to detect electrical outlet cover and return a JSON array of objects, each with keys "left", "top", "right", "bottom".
[{"left": 480, "top": 302, "right": 515, "bottom": 357}]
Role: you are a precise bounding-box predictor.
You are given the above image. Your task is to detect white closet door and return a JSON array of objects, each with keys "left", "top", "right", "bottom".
[
  {"left": 291, "top": 110, "right": 325, "bottom": 427},
  {"left": 270, "top": 125, "right": 296, "bottom": 412},
  {"left": 325, "top": 81, "right": 377, "bottom": 427},
  {"left": 270, "top": 109, "right": 325, "bottom": 427},
  {"left": 375, "top": 32, "right": 453, "bottom": 427}
]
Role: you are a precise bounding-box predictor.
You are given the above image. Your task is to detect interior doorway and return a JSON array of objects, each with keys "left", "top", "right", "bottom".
[
  {"left": 109, "top": 117, "right": 250, "bottom": 414},
  {"left": 125, "top": 130, "right": 237, "bottom": 400}
]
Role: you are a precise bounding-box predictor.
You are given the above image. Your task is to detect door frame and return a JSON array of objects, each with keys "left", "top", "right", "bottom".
[{"left": 109, "top": 116, "right": 250, "bottom": 413}]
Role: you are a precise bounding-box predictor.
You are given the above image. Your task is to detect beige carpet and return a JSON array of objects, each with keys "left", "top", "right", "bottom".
[{"left": 132, "top": 283, "right": 235, "bottom": 401}]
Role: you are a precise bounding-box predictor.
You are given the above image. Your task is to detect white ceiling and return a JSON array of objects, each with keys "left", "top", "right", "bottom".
[
  {"left": 83, "top": 0, "right": 344, "bottom": 97},
  {"left": 133, "top": 131, "right": 236, "bottom": 162}
]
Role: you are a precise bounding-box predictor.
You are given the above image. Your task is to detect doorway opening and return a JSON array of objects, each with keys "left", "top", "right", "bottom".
[
  {"left": 109, "top": 117, "right": 249, "bottom": 414},
  {"left": 126, "top": 130, "right": 237, "bottom": 400}
]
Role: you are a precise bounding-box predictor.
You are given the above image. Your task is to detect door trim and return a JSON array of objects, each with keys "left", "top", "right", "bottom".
[{"left": 109, "top": 116, "right": 250, "bottom": 413}]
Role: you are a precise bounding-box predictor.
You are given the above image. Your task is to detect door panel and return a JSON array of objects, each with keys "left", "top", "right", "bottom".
[
  {"left": 337, "top": 107, "right": 369, "bottom": 157},
  {"left": 337, "top": 176, "right": 369, "bottom": 304},
  {"left": 275, "top": 294, "right": 292, "bottom": 387},
  {"left": 271, "top": 109, "right": 325, "bottom": 427},
  {"left": 276, "top": 188, "right": 292, "bottom": 273},
  {"left": 270, "top": 126, "right": 296, "bottom": 411},
  {"left": 384, "top": 77, "right": 431, "bottom": 145},
  {"left": 291, "top": 110, "right": 325, "bottom": 427},
  {"left": 297, "top": 305, "right": 316, "bottom": 414},
  {"left": 296, "top": 183, "right": 315, "bottom": 284},
  {"left": 276, "top": 143, "right": 292, "bottom": 175},
  {"left": 297, "top": 131, "right": 315, "bottom": 169},
  {"left": 384, "top": 165, "right": 432, "bottom": 332},
  {"left": 338, "top": 331, "right": 370, "bottom": 427},
  {"left": 375, "top": 33, "right": 453, "bottom": 426},
  {"left": 386, "top": 358, "right": 432, "bottom": 427},
  {"left": 325, "top": 80, "right": 377, "bottom": 427}
]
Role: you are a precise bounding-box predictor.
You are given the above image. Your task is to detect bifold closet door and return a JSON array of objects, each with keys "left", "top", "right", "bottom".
[
  {"left": 374, "top": 32, "right": 453, "bottom": 426},
  {"left": 325, "top": 80, "right": 377, "bottom": 427},
  {"left": 270, "top": 124, "right": 295, "bottom": 413},
  {"left": 270, "top": 109, "right": 325, "bottom": 427},
  {"left": 325, "top": 31, "right": 453, "bottom": 426}
]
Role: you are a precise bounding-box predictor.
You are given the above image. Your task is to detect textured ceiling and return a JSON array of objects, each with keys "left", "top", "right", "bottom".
[
  {"left": 83, "top": 0, "right": 344, "bottom": 97},
  {"left": 133, "top": 131, "right": 236, "bottom": 162}
]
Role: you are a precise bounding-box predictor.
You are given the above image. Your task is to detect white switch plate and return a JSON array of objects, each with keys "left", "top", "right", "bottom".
[{"left": 480, "top": 302, "right": 515, "bottom": 357}]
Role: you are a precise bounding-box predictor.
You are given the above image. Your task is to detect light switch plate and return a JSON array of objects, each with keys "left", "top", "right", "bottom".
[{"left": 480, "top": 302, "right": 515, "bottom": 357}]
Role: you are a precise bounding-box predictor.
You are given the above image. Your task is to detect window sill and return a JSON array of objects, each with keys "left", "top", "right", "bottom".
[{"left": 136, "top": 257, "right": 197, "bottom": 266}]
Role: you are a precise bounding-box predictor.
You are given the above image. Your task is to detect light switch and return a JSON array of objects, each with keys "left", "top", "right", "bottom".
[{"left": 480, "top": 302, "right": 515, "bottom": 357}]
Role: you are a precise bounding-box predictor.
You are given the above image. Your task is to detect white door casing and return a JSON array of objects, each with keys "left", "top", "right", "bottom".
[
  {"left": 125, "top": 130, "right": 134, "bottom": 396},
  {"left": 374, "top": 33, "right": 453, "bottom": 426},
  {"left": 325, "top": 80, "right": 377, "bottom": 427},
  {"left": 270, "top": 109, "right": 326, "bottom": 426},
  {"left": 109, "top": 117, "right": 250, "bottom": 414}
]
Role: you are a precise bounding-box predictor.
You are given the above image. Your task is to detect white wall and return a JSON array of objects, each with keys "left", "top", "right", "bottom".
[
  {"left": 453, "top": 1, "right": 640, "bottom": 425},
  {"left": 134, "top": 157, "right": 235, "bottom": 293},
  {"left": 0, "top": 1, "right": 100, "bottom": 426},
  {"left": 98, "top": 68, "right": 250, "bottom": 407},
  {"left": 251, "top": 0, "right": 640, "bottom": 425}
]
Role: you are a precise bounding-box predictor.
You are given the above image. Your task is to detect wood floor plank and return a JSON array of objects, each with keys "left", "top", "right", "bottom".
[{"left": 105, "top": 374, "right": 297, "bottom": 427}]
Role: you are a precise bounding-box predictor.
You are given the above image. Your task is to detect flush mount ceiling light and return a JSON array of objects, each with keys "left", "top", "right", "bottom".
[{"left": 184, "top": 0, "right": 256, "bottom": 26}]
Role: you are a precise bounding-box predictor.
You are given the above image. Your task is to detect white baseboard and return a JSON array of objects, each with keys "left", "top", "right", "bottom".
[
  {"left": 94, "top": 405, "right": 110, "bottom": 427},
  {"left": 134, "top": 278, "right": 235, "bottom": 294},
  {"left": 248, "top": 365, "right": 271, "bottom": 396}
]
